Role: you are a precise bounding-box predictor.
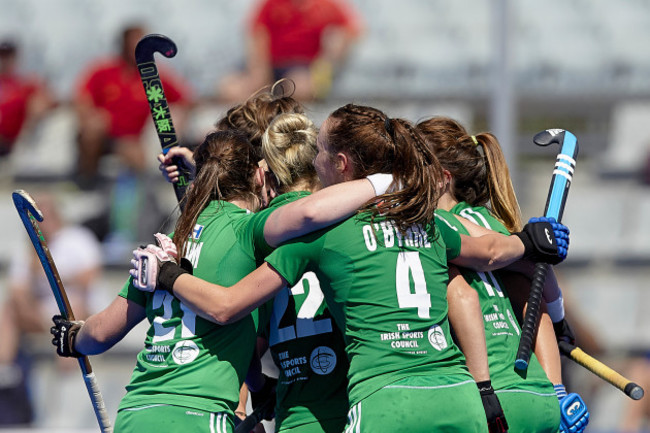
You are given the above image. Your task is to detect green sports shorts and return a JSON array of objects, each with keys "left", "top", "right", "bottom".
[
  {"left": 277, "top": 416, "right": 347, "bottom": 433},
  {"left": 497, "top": 389, "right": 561, "bottom": 433},
  {"left": 114, "top": 404, "right": 234, "bottom": 433},
  {"left": 344, "top": 374, "right": 488, "bottom": 433}
]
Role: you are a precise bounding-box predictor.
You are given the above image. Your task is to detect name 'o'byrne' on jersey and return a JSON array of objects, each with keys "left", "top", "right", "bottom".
[{"left": 360, "top": 220, "right": 433, "bottom": 251}]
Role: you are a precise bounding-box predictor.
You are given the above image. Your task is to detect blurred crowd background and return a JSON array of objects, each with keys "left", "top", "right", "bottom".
[{"left": 1, "top": 0, "right": 650, "bottom": 432}]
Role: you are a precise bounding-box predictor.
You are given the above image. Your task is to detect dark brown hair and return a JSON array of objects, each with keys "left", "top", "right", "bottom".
[
  {"left": 326, "top": 103, "right": 443, "bottom": 231},
  {"left": 173, "top": 130, "right": 260, "bottom": 255},
  {"left": 215, "top": 80, "right": 304, "bottom": 160},
  {"left": 416, "top": 116, "right": 522, "bottom": 232}
]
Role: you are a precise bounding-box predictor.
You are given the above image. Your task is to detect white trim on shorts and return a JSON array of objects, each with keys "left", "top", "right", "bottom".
[
  {"left": 210, "top": 412, "right": 229, "bottom": 433},
  {"left": 495, "top": 389, "right": 557, "bottom": 397},
  {"left": 345, "top": 402, "right": 362, "bottom": 433},
  {"left": 382, "top": 378, "right": 475, "bottom": 390}
]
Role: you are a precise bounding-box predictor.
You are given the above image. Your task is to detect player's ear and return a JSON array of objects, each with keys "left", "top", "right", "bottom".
[
  {"left": 254, "top": 166, "right": 266, "bottom": 188},
  {"left": 336, "top": 151, "right": 352, "bottom": 179}
]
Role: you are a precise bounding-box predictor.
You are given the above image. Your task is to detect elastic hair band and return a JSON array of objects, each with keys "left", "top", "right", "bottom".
[
  {"left": 471, "top": 135, "right": 479, "bottom": 145},
  {"left": 384, "top": 117, "right": 394, "bottom": 137}
]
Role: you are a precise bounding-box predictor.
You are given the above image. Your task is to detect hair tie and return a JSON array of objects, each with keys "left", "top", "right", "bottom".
[
  {"left": 384, "top": 117, "right": 394, "bottom": 137},
  {"left": 471, "top": 135, "right": 479, "bottom": 145}
]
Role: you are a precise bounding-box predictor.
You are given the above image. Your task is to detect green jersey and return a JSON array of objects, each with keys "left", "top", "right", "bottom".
[
  {"left": 445, "top": 203, "right": 555, "bottom": 393},
  {"left": 118, "top": 201, "right": 268, "bottom": 414},
  {"left": 241, "top": 192, "right": 349, "bottom": 431},
  {"left": 266, "top": 211, "right": 469, "bottom": 406}
]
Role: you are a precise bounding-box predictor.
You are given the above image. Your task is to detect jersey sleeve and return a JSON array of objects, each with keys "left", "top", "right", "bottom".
[
  {"left": 264, "top": 231, "right": 325, "bottom": 287},
  {"left": 232, "top": 211, "right": 275, "bottom": 265},
  {"left": 118, "top": 275, "right": 148, "bottom": 307},
  {"left": 433, "top": 210, "right": 462, "bottom": 260}
]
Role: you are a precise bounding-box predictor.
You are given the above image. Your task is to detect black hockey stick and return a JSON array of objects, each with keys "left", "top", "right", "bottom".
[
  {"left": 234, "top": 398, "right": 274, "bottom": 433},
  {"left": 515, "top": 129, "right": 578, "bottom": 370},
  {"left": 13, "top": 190, "right": 112, "bottom": 432},
  {"left": 135, "top": 34, "right": 190, "bottom": 208},
  {"left": 558, "top": 341, "right": 644, "bottom": 400}
]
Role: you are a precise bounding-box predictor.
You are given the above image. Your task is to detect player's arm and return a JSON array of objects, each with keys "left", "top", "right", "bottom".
[
  {"left": 51, "top": 295, "right": 145, "bottom": 357},
  {"left": 446, "top": 266, "right": 489, "bottom": 382},
  {"left": 459, "top": 215, "right": 567, "bottom": 321},
  {"left": 447, "top": 266, "right": 509, "bottom": 432},
  {"left": 264, "top": 177, "right": 378, "bottom": 246},
  {"left": 451, "top": 218, "right": 569, "bottom": 272},
  {"left": 144, "top": 262, "right": 287, "bottom": 325}
]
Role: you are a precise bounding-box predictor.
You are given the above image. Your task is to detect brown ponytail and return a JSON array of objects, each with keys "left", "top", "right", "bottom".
[
  {"left": 173, "top": 130, "right": 261, "bottom": 256},
  {"left": 416, "top": 117, "right": 523, "bottom": 232},
  {"left": 327, "top": 104, "right": 444, "bottom": 232}
]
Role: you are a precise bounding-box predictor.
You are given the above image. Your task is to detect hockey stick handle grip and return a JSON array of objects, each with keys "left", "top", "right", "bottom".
[
  {"left": 515, "top": 262, "right": 548, "bottom": 369},
  {"left": 558, "top": 341, "right": 645, "bottom": 401},
  {"left": 82, "top": 369, "right": 113, "bottom": 432}
]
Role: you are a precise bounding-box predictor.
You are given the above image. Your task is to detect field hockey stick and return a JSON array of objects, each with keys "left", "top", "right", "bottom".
[
  {"left": 12, "top": 190, "right": 112, "bottom": 433},
  {"left": 135, "top": 33, "right": 190, "bottom": 208},
  {"left": 558, "top": 341, "right": 644, "bottom": 400},
  {"left": 515, "top": 129, "right": 578, "bottom": 370},
  {"left": 234, "top": 398, "right": 274, "bottom": 433}
]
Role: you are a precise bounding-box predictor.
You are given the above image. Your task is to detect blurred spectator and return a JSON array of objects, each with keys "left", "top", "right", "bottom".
[
  {"left": 0, "top": 192, "right": 103, "bottom": 426},
  {"left": 218, "top": 0, "right": 363, "bottom": 102},
  {"left": 73, "top": 23, "right": 193, "bottom": 188},
  {"left": 0, "top": 39, "right": 56, "bottom": 157}
]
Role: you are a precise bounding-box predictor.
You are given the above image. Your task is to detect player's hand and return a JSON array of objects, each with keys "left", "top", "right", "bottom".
[
  {"left": 513, "top": 217, "right": 569, "bottom": 265},
  {"left": 50, "top": 315, "right": 84, "bottom": 358},
  {"left": 130, "top": 244, "right": 176, "bottom": 292},
  {"left": 477, "top": 381, "right": 509, "bottom": 433},
  {"left": 250, "top": 374, "right": 277, "bottom": 421},
  {"left": 555, "top": 385, "right": 589, "bottom": 433},
  {"left": 157, "top": 146, "right": 196, "bottom": 184},
  {"left": 553, "top": 318, "right": 576, "bottom": 346}
]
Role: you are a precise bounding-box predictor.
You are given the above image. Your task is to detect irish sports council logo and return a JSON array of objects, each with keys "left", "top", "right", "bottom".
[
  {"left": 171, "top": 340, "right": 199, "bottom": 365},
  {"left": 428, "top": 325, "right": 448, "bottom": 351},
  {"left": 310, "top": 346, "right": 337, "bottom": 375}
]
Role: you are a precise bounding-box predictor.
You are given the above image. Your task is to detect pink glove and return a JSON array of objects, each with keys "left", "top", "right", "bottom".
[
  {"left": 130, "top": 234, "right": 177, "bottom": 292},
  {"left": 153, "top": 233, "right": 178, "bottom": 260}
]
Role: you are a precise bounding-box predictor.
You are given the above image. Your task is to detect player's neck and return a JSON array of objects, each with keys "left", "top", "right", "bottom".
[
  {"left": 437, "top": 191, "right": 457, "bottom": 212},
  {"left": 230, "top": 197, "right": 260, "bottom": 213}
]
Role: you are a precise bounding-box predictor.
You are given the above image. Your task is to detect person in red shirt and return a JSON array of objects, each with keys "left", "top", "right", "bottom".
[
  {"left": 74, "top": 24, "right": 193, "bottom": 186},
  {"left": 218, "top": 0, "right": 363, "bottom": 102},
  {"left": 0, "top": 40, "right": 55, "bottom": 157}
]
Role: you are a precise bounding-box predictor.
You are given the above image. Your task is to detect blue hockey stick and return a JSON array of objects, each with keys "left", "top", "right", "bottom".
[
  {"left": 515, "top": 129, "right": 578, "bottom": 370},
  {"left": 13, "top": 190, "right": 112, "bottom": 432}
]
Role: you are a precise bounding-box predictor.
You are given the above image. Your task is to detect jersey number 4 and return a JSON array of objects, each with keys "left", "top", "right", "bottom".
[{"left": 396, "top": 251, "right": 432, "bottom": 319}]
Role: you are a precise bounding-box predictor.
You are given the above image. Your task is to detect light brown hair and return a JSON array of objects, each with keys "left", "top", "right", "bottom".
[
  {"left": 416, "top": 116, "right": 523, "bottom": 232},
  {"left": 262, "top": 112, "right": 319, "bottom": 193},
  {"left": 215, "top": 80, "right": 304, "bottom": 160}
]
